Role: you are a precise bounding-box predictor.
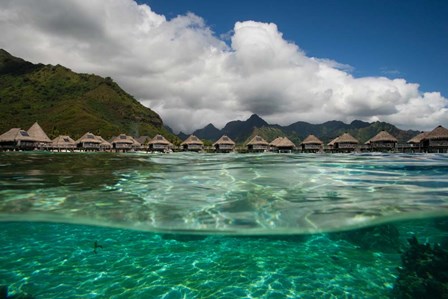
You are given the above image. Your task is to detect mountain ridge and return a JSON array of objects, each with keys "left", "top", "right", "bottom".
[
  {"left": 0, "top": 49, "right": 179, "bottom": 142},
  {"left": 185, "top": 114, "right": 419, "bottom": 145}
]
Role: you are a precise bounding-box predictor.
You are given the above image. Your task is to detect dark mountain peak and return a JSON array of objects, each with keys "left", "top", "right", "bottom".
[
  {"left": 192, "top": 123, "right": 222, "bottom": 140},
  {"left": 350, "top": 120, "right": 370, "bottom": 128},
  {"left": 247, "top": 114, "right": 268, "bottom": 126},
  {"left": 203, "top": 123, "right": 218, "bottom": 130},
  {"left": 219, "top": 114, "right": 268, "bottom": 142}
]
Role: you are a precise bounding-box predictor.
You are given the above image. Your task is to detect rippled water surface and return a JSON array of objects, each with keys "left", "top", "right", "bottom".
[
  {"left": 0, "top": 152, "right": 447, "bottom": 233},
  {"left": 1, "top": 152, "right": 448, "bottom": 298}
]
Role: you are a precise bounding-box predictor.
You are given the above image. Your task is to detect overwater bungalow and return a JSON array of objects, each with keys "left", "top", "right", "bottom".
[
  {"left": 51, "top": 135, "right": 76, "bottom": 151},
  {"left": 130, "top": 136, "right": 142, "bottom": 151},
  {"left": 76, "top": 132, "right": 101, "bottom": 151},
  {"left": 327, "top": 137, "right": 338, "bottom": 151},
  {"left": 422, "top": 125, "right": 448, "bottom": 153},
  {"left": 269, "top": 137, "right": 295, "bottom": 153},
  {"left": 407, "top": 132, "right": 428, "bottom": 152},
  {"left": 300, "top": 135, "right": 323, "bottom": 153},
  {"left": 181, "top": 135, "right": 204, "bottom": 152},
  {"left": 213, "top": 135, "right": 235, "bottom": 153},
  {"left": 136, "top": 136, "right": 150, "bottom": 150},
  {"left": 111, "top": 134, "right": 134, "bottom": 152},
  {"left": 365, "top": 131, "right": 397, "bottom": 152},
  {"left": 27, "top": 122, "right": 52, "bottom": 149},
  {"left": 247, "top": 135, "right": 269, "bottom": 152},
  {"left": 328, "top": 133, "right": 359, "bottom": 153},
  {"left": 0, "top": 128, "right": 36, "bottom": 151},
  {"left": 148, "top": 134, "right": 173, "bottom": 152},
  {"left": 96, "top": 136, "right": 112, "bottom": 152}
]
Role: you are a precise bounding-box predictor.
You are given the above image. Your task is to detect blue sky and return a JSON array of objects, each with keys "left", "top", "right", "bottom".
[
  {"left": 146, "top": 0, "right": 448, "bottom": 97},
  {"left": 1, "top": 0, "right": 446, "bottom": 131}
]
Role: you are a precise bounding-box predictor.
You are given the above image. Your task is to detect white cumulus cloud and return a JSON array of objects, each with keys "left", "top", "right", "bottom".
[{"left": 0, "top": 0, "right": 446, "bottom": 133}]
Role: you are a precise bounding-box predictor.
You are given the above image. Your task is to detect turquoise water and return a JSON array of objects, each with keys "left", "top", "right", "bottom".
[{"left": 1, "top": 152, "right": 448, "bottom": 298}]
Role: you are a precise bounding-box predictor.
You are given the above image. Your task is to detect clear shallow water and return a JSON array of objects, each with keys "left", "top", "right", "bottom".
[
  {"left": 0, "top": 220, "right": 447, "bottom": 298},
  {"left": 1, "top": 152, "right": 448, "bottom": 298},
  {"left": 0, "top": 152, "right": 447, "bottom": 233}
]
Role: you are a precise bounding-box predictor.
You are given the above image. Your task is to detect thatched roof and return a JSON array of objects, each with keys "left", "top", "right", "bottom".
[
  {"left": 111, "top": 134, "right": 134, "bottom": 144},
  {"left": 0, "top": 128, "right": 36, "bottom": 142},
  {"left": 129, "top": 136, "right": 141, "bottom": 147},
  {"left": 136, "top": 136, "right": 150, "bottom": 145},
  {"left": 424, "top": 125, "right": 448, "bottom": 140},
  {"left": 270, "top": 137, "right": 295, "bottom": 148},
  {"left": 27, "top": 122, "right": 51, "bottom": 143},
  {"left": 327, "top": 137, "right": 339, "bottom": 146},
  {"left": 76, "top": 132, "right": 101, "bottom": 144},
  {"left": 407, "top": 132, "right": 428, "bottom": 144},
  {"left": 213, "top": 135, "right": 235, "bottom": 146},
  {"left": 366, "top": 131, "right": 397, "bottom": 144},
  {"left": 300, "top": 134, "right": 323, "bottom": 145},
  {"left": 181, "top": 135, "right": 204, "bottom": 145},
  {"left": 52, "top": 135, "right": 76, "bottom": 147},
  {"left": 269, "top": 137, "right": 283, "bottom": 147},
  {"left": 334, "top": 133, "right": 359, "bottom": 144},
  {"left": 247, "top": 135, "right": 269, "bottom": 146},
  {"left": 96, "top": 136, "right": 112, "bottom": 148},
  {"left": 148, "top": 134, "right": 172, "bottom": 146}
]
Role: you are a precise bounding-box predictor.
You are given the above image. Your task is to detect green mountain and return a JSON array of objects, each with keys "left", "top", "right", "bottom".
[
  {"left": 222, "top": 114, "right": 268, "bottom": 142},
  {"left": 0, "top": 49, "right": 178, "bottom": 141}
]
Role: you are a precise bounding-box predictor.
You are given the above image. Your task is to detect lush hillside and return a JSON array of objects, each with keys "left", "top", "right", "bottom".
[
  {"left": 185, "top": 114, "right": 420, "bottom": 145},
  {"left": 0, "top": 49, "right": 178, "bottom": 141}
]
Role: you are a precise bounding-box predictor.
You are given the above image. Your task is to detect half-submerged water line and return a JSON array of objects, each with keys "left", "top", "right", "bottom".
[{"left": 0, "top": 152, "right": 447, "bottom": 234}]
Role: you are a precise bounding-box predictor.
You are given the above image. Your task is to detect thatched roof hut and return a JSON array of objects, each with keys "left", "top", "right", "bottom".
[
  {"left": 0, "top": 128, "right": 34, "bottom": 142},
  {"left": 300, "top": 134, "right": 323, "bottom": 152},
  {"left": 0, "top": 128, "right": 36, "bottom": 150},
  {"left": 365, "top": 131, "right": 397, "bottom": 151},
  {"left": 76, "top": 132, "right": 101, "bottom": 144},
  {"left": 327, "top": 137, "right": 338, "bottom": 147},
  {"left": 149, "top": 134, "right": 172, "bottom": 146},
  {"left": 111, "top": 134, "right": 133, "bottom": 144},
  {"left": 407, "top": 132, "right": 428, "bottom": 144},
  {"left": 110, "top": 134, "right": 141, "bottom": 151},
  {"left": 148, "top": 134, "right": 173, "bottom": 152},
  {"left": 247, "top": 135, "right": 269, "bottom": 152},
  {"left": 335, "top": 133, "right": 359, "bottom": 144},
  {"left": 366, "top": 131, "right": 398, "bottom": 144},
  {"left": 129, "top": 136, "right": 142, "bottom": 149},
  {"left": 136, "top": 136, "right": 150, "bottom": 145},
  {"left": 422, "top": 125, "right": 448, "bottom": 153},
  {"left": 269, "top": 137, "right": 283, "bottom": 147},
  {"left": 301, "top": 135, "right": 323, "bottom": 146},
  {"left": 329, "top": 133, "right": 359, "bottom": 152},
  {"left": 96, "top": 135, "right": 112, "bottom": 150},
  {"left": 247, "top": 135, "right": 269, "bottom": 146},
  {"left": 27, "top": 122, "right": 51, "bottom": 144},
  {"left": 51, "top": 135, "right": 76, "bottom": 150},
  {"left": 76, "top": 132, "right": 101, "bottom": 150},
  {"left": 213, "top": 135, "right": 235, "bottom": 152},
  {"left": 269, "top": 137, "right": 295, "bottom": 152},
  {"left": 181, "top": 135, "right": 204, "bottom": 151},
  {"left": 423, "top": 125, "right": 448, "bottom": 140}
]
